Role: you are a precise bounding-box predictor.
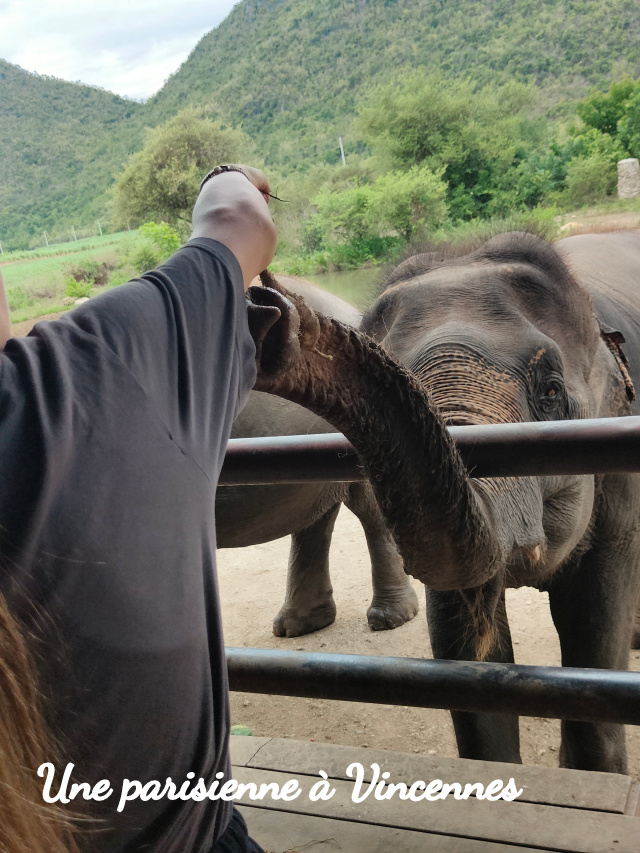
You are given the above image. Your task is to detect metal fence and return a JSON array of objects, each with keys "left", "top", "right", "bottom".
[{"left": 222, "top": 416, "right": 640, "bottom": 724}]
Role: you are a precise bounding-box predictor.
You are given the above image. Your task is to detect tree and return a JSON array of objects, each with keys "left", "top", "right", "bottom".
[
  {"left": 307, "top": 164, "right": 447, "bottom": 267},
  {"left": 112, "top": 108, "right": 248, "bottom": 229},
  {"left": 576, "top": 77, "right": 636, "bottom": 136},
  {"left": 368, "top": 166, "right": 448, "bottom": 241},
  {"left": 358, "top": 74, "right": 534, "bottom": 221},
  {"left": 618, "top": 90, "right": 640, "bottom": 158},
  {"left": 311, "top": 179, "right": 375, "bottom": 246}
]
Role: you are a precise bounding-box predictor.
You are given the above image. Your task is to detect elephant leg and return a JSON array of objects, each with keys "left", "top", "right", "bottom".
[
  {"left": 346, "top": 483, "right": 419, "bottom": 631},
  {"left": 426, "top": 587, "right": 521, "bottom": 763},
  {"left": 273, "top": 503, "right": 340, "bottom": 638},
  {"left": 548, "top": 545, "right": 639, "bottom": 773}
]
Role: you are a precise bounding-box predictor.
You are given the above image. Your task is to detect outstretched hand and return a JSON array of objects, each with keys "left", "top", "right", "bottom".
[
  {"left": 192, "top": 164, "right": 277, "bottom": 289},
  {"left": 227, "top": 164, "right": 273, "bottom": 205}
]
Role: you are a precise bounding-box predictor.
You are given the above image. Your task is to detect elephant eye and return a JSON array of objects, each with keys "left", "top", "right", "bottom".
[{"left": 541, "top": 381, "right": 563, "bottom": 403}]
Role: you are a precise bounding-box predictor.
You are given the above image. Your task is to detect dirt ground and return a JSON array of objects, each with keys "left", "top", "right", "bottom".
[
  {"left": 559, "top": 209, "right": 640, "bottom": 236},
  {"left": 11, "top": 312, "right": 65, "bottom": 337},
  {"left": 219, "top": 506, "right": 640, "bottom": 781}
]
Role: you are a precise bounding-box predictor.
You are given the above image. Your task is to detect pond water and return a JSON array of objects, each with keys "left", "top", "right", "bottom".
[{"left": 306, "top": 267, "right": 380, "bottom": 310}]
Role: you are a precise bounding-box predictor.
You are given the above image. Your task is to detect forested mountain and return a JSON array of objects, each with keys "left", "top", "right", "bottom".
[
  {"left": 2, "top": 0, "right": 640, "bottom": 249},
  {"left": 0, "top": 60, "right": 145, "bottom": 249},
  {"left": 148, "top": 0, "right": 640, "bottom": 166}
]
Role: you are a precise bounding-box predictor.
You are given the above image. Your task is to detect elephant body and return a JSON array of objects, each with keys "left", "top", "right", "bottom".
[
  {"left": 215, "top": 277, "right": 418, "bottom": 637},
  {"left": 357, "top": 230, "right": 640, "bottom": 773}
]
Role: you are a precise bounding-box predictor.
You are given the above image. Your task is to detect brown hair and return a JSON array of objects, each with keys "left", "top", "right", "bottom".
[{"left": 0, "top": 594, "right": 78, "bottom": 853}]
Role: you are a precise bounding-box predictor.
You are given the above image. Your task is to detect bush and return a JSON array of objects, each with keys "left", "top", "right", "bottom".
[
  {"left": 108, "top": 266, "right": 136, "bottom": 287},
  {"left": 368, "top": 165, "right": 448, "bottom": 240},
  {"left": 277, "top": 252, "right": 330, "bottom": 277},
  {"left": 139, "top": 222, "right": 181, "bottom": 256},
  {"left": 64, "top": 277, "right": 94, "bottom": 299},
  {"left": 312, "top": 181, "right": 375, "bottom": 245},
  {"left": 64, "top": 260, "right": 113, "bottom": 287},
  {"left": 65, "top": 260, "right": 100, "bottom": 282},
  {"left": 134, "top": 245, "right": 162, "bottom": 274},
  {"left": 308, "top": 165, "right": 446, "bottom": 265},
  {"left": 562, "top": 154, "right": 616, "bottom": 208},
  {"left": 30, "top": 285, "right": 61, "bottom": 300},
  {"left": 528, "top": 205, "right": 561, "bottom": 239},
  {"left": 326, "top": 235, "right": 402, "bottom": 270},
  {"left": 6, "top": 285, "right": 33, "bottom": 311},
  {"left": 132, "top": 221, "right": 181, "bottom": 275}
]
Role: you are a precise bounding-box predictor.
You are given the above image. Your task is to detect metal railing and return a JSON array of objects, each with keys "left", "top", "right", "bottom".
[
  {"left": 220, "top": 416, "right": 640, "bottom": 484},
  {"left": 222, "top": 416, "right": 640, "bottom": 724},
  {"left": 226, "top": 649, "right": 640, "bottom": 725}
]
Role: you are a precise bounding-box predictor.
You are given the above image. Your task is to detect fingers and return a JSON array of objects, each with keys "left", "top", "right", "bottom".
[
  {"left": 231, "top": 164, "right": 272, "bottom": 204},
  {"left": 198, "top": 164, "right": 272, "bottom": 204}
]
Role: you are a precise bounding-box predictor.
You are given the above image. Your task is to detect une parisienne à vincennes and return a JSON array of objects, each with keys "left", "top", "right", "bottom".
[{"left": 39, "top": 762, "right": 523, "bottom": 813}]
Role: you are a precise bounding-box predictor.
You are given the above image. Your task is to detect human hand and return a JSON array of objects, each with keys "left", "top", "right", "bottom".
[
  {"left": 199, "top": 164, "right": 272, "bottom": 206},
  {"left": 192, "top": 165, "right": 277, "bottom": 289}
]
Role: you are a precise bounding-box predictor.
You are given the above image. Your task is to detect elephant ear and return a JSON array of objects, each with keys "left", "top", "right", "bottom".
[{"left": 597, "top": 319, "right": 635, "bottom": 402}]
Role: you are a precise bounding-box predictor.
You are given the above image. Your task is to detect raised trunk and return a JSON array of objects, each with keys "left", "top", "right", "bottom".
[{"left": 248, "top": 276, "right": 506, "bottom": 593}]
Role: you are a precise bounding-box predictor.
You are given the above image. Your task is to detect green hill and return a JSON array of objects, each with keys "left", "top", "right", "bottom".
[
  {"left": 146, "top": 0, "right": 640, "bottom": 166},
  {"left": 0, "top": 60, "right": 144, "bottom": 250},
  {"left": 2, "top": 0, "right": 640, "bottom": 250}
]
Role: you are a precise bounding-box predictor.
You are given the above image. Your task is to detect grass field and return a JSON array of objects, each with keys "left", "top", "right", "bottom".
[{"left": 0, "top": 231, "right": 145, "bottom": 322}]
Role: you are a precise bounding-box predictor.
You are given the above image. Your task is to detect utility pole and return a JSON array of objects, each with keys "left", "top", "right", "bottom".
[
  {"left": 97, "top": 220, "right": 102, "bottom": 236},
  {"left": 43, "top": 231, "right": 49, "bottom": 247},
  {"left": 72, "top": 225, "right": 77, "bottom": 242},
  {"left": 339, "top": 136, "right": 346, "bottom": 166}
]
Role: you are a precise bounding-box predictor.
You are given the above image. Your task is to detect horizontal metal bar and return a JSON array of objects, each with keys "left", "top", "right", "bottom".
[
  {"left": 226, "top": 648, "right": 640, "bottom": 725},
  {"left": 220, "top": 416, "right": 640, "bottom": 484}
]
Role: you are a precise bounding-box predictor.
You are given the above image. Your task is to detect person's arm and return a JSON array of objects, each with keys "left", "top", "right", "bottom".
[
  {"left": 190, "top": 165, "right": 277, "bottom": 290},
  {"left": 27, "top": 164, "right": 275, "bottom": 465},
  {"left": 0, "top": 268, "right": 11, "bottom": 348}
]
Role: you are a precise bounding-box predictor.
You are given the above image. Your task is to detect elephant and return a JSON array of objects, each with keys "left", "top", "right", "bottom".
[
  {"left": 215, "top": 276, "right": 419, "bottom": 637},
  {"left": 247, "top": 231, "right": 640, "bottom": 775}
]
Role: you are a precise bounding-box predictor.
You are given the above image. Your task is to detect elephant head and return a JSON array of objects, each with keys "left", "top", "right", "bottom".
[{"left": 248, "top": 234, "right": 631, "bottom": 657}]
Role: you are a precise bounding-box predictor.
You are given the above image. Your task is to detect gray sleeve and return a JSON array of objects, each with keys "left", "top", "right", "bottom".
[{"left": 25, "top": 239, "right": 257, "bottom": 471}]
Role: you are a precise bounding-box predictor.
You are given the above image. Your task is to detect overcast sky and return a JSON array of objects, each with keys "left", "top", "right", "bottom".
[{"left": 1, "top": 0, "right": 239, "bottom": 100}]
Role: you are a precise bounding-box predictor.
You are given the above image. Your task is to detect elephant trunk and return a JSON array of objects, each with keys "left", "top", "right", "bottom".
[{"left": 249, "top": 276, "right": 509, "bottom": 603}]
